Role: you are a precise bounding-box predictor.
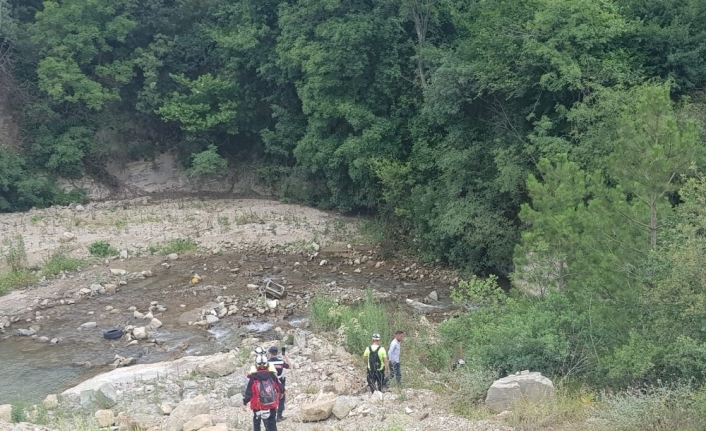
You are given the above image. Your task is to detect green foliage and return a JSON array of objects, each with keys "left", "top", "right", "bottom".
[
  {"left": 88, "top": 241, "right": 118, "bottom": 258},
  {"left": 42, "top": 249, "right": 84, "bottom": 277},
  {"left": 1, "top": 235, "right": 27, "bottom": 272},
  {"left": 0, "top": 270, "right": 37, "bottom": 296},
  {"left": 30, "top": 0, "right": 137, "bottom": 109},
  {"left": 185, "top": 145, "right": 228, "bottom": 179},
  {"left": 451, "top": 274, "right": 505, "bottom": 308},
  {"left": 152, "top": 238, "right": 197, "bottom": 255},
  {"left": 597, "top": 383, "right": 706, "bottom": 431}
]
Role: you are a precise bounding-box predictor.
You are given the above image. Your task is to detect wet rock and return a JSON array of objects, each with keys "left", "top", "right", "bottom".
[
  {"left": 148, "top": 318, "right": 162, "bottom": 330},
  {"left": 80, "top": 321, "right": 97, "bottom": 329},
  {"left": 17, "top": 328, "right": 36, "bottom": 336},
  {"left": 95, "top": 409, "right": 115, "bottom": 427},
  {"left": 196, "top": 353, "right": 237, "bottom": 378},
  {"left": 167, "top": 394, "right": 210, "bottom": 431},
  {"left": 43, "top": 394, "right": 58, "bottom": 410},
  {"left": 132, "top": 327, "right": 148, "bottom": 340},
  {"left": 302, "top": 396, "right": 336, "bottom": 422},
  {"left": 183, "top": 414, "right": 211, "bottom": 431},
  {"left": 428, "top": 291, "right": 438, "bottom": 302}
]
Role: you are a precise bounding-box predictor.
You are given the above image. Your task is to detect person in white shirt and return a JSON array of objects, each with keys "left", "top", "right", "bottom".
[{"left": 388, "top": 330, "right": 404, "bottom": 386}]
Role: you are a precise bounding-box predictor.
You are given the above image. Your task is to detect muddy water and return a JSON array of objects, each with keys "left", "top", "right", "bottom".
[{"left": 0, "top": 253, "right": 457, "bottom": 403}]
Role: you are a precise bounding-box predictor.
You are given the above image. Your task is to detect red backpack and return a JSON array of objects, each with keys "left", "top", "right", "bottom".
[{"left": 251, "top": 376, "right": 279, "bottom": 410}]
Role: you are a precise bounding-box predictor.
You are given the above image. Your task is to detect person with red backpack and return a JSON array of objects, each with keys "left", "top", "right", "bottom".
[{"left": 243, "top": 354, "right": 282, "bottom": 431}]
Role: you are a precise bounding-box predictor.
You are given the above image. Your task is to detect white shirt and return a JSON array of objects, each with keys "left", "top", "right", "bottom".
[{"left": 389, "top": 338, "right": 401, "bottom": 362}]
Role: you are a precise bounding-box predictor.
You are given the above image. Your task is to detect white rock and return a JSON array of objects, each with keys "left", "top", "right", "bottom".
[
  {"left": 43, "top": 394, "right": 58, "bottom": 410},
  {"left": 159, "top": 402, "right": 172, "bottom": 415},
  {"left": 205, "top": 315, "right": 219, "bottom": 324},
  {"left": 485, "top": 372, "right": 555, "bottom": 413},
  {"left": 148, "top": 318, "right": 162, "bottom": 330},
  {"left": 312, "top": 242, "right": 320, "bottom": 252},
  {"left": 119, "top": 250, "right": 128, "bottom": 259},
  {"left": 110, "top": 268, "right": 127, "bottom": 276},
  {"left": 428, "top": 291, "right": 438, "bottom": 302},
  {"left": 196, "top": 353, "right": 238, "bottom": 378},
  {"left": 59, "top": 232, "right": 76, "bottom": 243},
  {"left": 95, "top": 409, "right": 115, "bottom": 427},
  {"left": 134, "top": 310, "right": 145, "bottom": 319},
  {"left": 199, "top": 424, "right": 228, "bottom": 431},
  {"left": 319, "top": 260, "right": 328, "bottom": 266},
  {"left": 132, "top": 327, "right": 148, "bottom": 340},
  {"left": 0, "top": 404, "right": 11, "bottom": 422},
  {"left": 301, "top": 396, "right": 336, "bottom": 422},
  {"left": 166, "top": 394, "right": 210, "bottom": 431},
  {"left": 80, "top": 321, "right": 97, "bottom": 329},
  {"left": 183, "top": 413, "right": 211, "bottom": 431},
  {"left": 167, "top": 253, "right": 179, "bottom": 261}
]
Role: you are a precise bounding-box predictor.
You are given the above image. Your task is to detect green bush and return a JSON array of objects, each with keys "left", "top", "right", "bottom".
[
  {"left": 88, "top": 240, "right": 118, "bottom": 258},
  {"left": 155, "top": 238, "right": 197, "bottom": 255},
  {"left": 1, "top": 235, "right": 27, "bottom": 272},
  {"left": 597, "top": 383, "right": 706, "bottom": 431},
  {"left": 186, "top": 145, "right": 227, "bottom": 179},
  {"left": 42, "top": 249, "right": 84, "bottom": 277},
  {"left": 0, "top": 270, "right": 37, "bottom": 295}
]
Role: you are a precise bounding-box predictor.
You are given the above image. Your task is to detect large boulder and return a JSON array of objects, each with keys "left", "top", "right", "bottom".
[
  {"left": 167, "top": 394, "right": 210, "bottom": 431},
  {"left": 81, "top": 383, "right": 118, "bottom": 408},
  {"left": 43, "top": 394, "right": 59, "bottom": 410},
  {"left": 301, "top": 396, "right": 336, "bottom": 422},
  {"left": 183, "top": 414, "right": 211, "bottom": 431},
  {"left": 485, "top": 371, "right": 555, "bottom": 413},
  {"left": 196, "top": 353, "right": 237, "bottom": 378},
  {"left": 332, "top": 396, "right": 359, "bottom": 419}
]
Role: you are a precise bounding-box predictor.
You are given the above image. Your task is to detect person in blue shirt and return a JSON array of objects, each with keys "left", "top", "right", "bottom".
[
  {"left": 267, "top": 346, "right": 291, "bottom": 421},
  {"left": 387, "top": 330, "right": 404, "bottom": 386}
]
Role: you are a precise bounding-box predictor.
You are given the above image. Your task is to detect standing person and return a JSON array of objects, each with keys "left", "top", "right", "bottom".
[
  {"left": 247, "top": 346, "right": 276, "bottom": 377},
  {"left": 243, "top": 354, "right": 281, "bottom": 431},
  {"left": 267, "top": 346, "right": 291, "bottom": 422},
  {"left": 363, "top": 333, "right": 389, "bottom": 393},
  {"left": 388, "top": 330, "right": 404, "bottom": 386}
]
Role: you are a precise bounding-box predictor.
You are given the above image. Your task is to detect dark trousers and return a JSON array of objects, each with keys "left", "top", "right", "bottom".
[
  {"left": 367, "top": 368, "right": 385, "bottom": 393},
  {"left": 278, "top": 378, "right": 286, "bottom": 417},
  {"left": 252, "top": 409, "right": 277, "bottom": 431},
  {"left": 389, "top": 361, "right": 401, "bottom": 385}
]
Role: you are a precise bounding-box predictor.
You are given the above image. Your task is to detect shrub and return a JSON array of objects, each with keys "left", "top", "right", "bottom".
[
  {"left": 0, "top": 270, "right": 37, "bottom": 295},
  {"left": 186, "top": 145, "right": 227, "bottom": 179},
  {"left": 597, "top": 383, "right": 706, "bottom": 431},
  {"left": 155, "top": 238, "right": 197, "bottom": 255},
  {"left": 88, "top": 240, "right": 117, "bottom": 258},
  {"left": 42, "top": 249, "right": 84, "bottom": 277},
  {"left": 1, "top": 234, "right": 27, "bottom": 272}
]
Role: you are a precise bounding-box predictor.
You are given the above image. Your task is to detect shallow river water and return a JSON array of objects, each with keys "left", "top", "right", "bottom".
[{"left": 0, "top": 253, "right": 458, "bottom": 403}]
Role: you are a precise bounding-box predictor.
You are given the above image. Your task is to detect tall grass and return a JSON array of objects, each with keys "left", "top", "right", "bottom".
[{"left": 42, "top": 249, "right": 84, "bottom": 277}]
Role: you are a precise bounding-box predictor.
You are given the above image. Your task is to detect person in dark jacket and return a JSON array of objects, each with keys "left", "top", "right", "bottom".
[
  {"left": 243, "top": 354, "right": 282, "bottom": 431},
  {"left": 267, "top": 346, "right": 291, "bottom": 421}
]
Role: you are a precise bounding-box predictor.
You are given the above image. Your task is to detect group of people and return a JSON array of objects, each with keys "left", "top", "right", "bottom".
[
  {"left": 364, "top": 330, "right": 404, "bottom": 393},
  {"left": 242, "top": 345, "right": 290, "bottom": 431},
  {"left": 241, "top": 330, "right": 405, "bottom": 430}
]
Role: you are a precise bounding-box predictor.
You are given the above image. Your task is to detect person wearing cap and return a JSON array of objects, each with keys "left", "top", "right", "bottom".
[
  {"left": 247, "top": 347, "right": 277, "bottom": 378},
  {"left": 243, "top": 354, "right": 282, "bottom": 431},
  {"left": 267, "top": 346, "right": 291, "bottom": 421},
  {"left": 363, "top": 333, "right": 389, "bottom": 393}
]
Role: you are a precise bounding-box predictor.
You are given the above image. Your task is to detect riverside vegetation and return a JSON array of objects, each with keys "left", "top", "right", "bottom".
[{"left": 2, "top": 0, "right": 706, "bottom": 429}]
